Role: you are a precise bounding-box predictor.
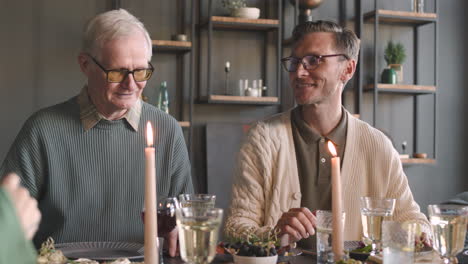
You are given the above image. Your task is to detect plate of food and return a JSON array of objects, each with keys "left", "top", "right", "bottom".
[
  {"left": 37, "top": 237, "right": 144, "bottom": 263},
  {"left": 347, "top": 241, "right": 372, "bottom": 261},
  {"left": 54, "top": 242, "right": 144, "bottom": 261}
]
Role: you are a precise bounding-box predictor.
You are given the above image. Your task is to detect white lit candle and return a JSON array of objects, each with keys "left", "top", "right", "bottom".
[
  {"left": 328, "top": 141, "right": 344, "bottom": 261},
  {"left": 145, "top": 122, "right": 158, "bottom": 264}
]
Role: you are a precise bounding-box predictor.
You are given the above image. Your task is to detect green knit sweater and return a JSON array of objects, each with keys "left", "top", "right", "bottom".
[{"left": 0, "top": 97, "right": 193, "bottom": 248}]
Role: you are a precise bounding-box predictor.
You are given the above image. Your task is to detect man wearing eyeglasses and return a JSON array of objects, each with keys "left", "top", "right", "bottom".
[
  {"left": 0, "top": 9, "right": 193, "bottom": 255},
  {"left": 225, "top": 20, "right": 430, "bottom": 249}
]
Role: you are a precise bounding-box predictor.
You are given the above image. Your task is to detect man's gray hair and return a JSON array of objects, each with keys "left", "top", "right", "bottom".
[
  {"left": 292, "top": 20, "right": 360, "bottom": 61},
  {"left": 82, "top": 9, "right": 152, "bottom": 60}
]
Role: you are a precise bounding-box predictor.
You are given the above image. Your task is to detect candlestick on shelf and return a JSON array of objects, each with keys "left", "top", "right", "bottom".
[
  {"left": 262, "top": 86, "right": 268, "bottom": 97},
  {"left": 328, "top": 140, "right": 344, "bottom": 262},
  {"left": 224, "top": 61, "right": 230, "bottom": 95},
  {"left": 145, "top": 122, "right": 158, "bottom": 264}
]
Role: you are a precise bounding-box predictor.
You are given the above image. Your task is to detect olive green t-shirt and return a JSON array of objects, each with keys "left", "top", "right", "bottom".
[
  {"left": 291, "top": 106, "right": 347, "bottom": 250},
  {"left": 0, "top": 188, "right": 37, "bottom": 264}
]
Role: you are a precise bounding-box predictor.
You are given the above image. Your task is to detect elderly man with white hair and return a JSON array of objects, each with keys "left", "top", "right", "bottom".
[{"left": 0, "top": 9, "right": 193, "bottom": 255}]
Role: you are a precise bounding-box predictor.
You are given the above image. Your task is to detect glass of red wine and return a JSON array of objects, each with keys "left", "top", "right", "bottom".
[{"left": 141, "top": 197, "right": 179, "bottom": 237}]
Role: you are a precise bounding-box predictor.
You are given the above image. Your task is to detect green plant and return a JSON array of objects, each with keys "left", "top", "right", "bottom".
[
  {"left": 384, "top": 41, "right": 406, "bottom": 65},
  {"left": 223, "top": 226, "right": 280, "bottom": 257},
  {"left": 222, "top": 0, "right": 247, "bottom": 11}
]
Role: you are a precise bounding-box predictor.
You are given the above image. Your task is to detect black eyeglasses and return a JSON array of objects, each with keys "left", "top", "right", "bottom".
[
  {"left": 89, "top": 55, "right": 154, "bottom": 83},
  {"left": 281, "top": 54, "right": 349, "bottom": 72}
]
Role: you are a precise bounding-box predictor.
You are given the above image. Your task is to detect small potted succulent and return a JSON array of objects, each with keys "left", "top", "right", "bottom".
[
  {"left": 222, "top": 0, "right": 260, "bottom": 19},
  {"left": 382, "top": 41, "right": 406, "bottom": 84}
]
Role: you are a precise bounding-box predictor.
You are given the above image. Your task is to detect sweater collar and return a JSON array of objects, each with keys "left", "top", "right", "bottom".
[{"left": 77, "top": 86, "right": 141, "bottom": 132}]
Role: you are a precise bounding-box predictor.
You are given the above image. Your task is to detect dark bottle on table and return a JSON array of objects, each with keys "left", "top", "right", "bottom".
[{"left": 157, "top": 81, "right": 169, "bottom": 114}]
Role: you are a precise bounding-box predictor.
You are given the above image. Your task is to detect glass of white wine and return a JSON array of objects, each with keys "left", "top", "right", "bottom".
[
  {"left": 179, "top": 194, "right": 216, "bottom": 209},
  {"left": 176, "top": 207, "right": 223, "bottom": 264},
  {"left": 360, "top": 197, "right": 396, "bottom": 255},
  {"left": 428, "top": 204, "right": 468, "bottom": 264}
]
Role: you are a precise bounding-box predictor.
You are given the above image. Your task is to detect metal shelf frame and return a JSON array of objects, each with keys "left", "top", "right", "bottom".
[
  {"left": 356, "top": 0, "right": 438, "bottom": 161},
  {"left": 111, "top": 0, "right": 195, "bottom": 158},
  {"left": 199, "top": 0, "right": 282, "bottom": 105}
]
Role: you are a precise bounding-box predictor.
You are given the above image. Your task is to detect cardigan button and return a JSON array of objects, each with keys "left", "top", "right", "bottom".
[{"left": 293, "top": 192, "right": 301, "bottom": 200}]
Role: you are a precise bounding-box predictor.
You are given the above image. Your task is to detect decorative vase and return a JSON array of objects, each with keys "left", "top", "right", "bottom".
[
  {"left": 389, "top": 64, "right": 403, "bottom": 83},
  {"left": 288, "top": 0, "right": 324, "bottom": 23},
  {"left": 231, "top": 7, "right": 260, "bottom": 19},
  {"left": 381, "top": 68, "right": 397, "bottom": 84}
]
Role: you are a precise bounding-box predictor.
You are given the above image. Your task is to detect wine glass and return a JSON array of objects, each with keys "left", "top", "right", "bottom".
[
  {"left": 360, "top": 197, "right": 396, "bottom": 255},
  {"left": 176, "top": 207, "right": 223, "bottom": 264},
  {"left": 428, "top": 204, "right": 468, "bottom": 264},
  {"left": 178, "top": 194, "right": 216, "bottom": 209},
  {"left": 141, "top": 197, "right": 179, "bottom": 237}
]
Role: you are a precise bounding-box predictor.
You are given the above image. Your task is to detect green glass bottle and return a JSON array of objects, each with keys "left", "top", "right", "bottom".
[{"left": 157, "top": 81, "right": 169, "bottom": 114}]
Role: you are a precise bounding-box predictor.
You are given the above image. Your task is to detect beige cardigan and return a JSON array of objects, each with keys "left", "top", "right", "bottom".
[{"left": 225, "top": 110, "right": 430, "bottom": 240}]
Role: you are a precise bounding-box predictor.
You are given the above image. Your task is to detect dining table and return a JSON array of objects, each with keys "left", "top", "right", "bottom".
[{"left": 156, "top": 251, "right": 468, "bottom": 264}]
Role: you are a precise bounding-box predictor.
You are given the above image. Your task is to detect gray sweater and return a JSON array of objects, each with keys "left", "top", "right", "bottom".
[{"left": 0, "top": 97, "right": 193, "bottom": 247}]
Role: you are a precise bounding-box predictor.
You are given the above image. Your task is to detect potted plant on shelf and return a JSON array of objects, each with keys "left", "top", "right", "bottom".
[
  {"left": 222, "top": 0, "right": 260, "bottom": 19},
  {"left": 382, "top": 41, "right": 406, "bottom": 84}
]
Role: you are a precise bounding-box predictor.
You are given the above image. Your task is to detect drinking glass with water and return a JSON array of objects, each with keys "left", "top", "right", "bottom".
[
  {"left": 382, "top": 221, "right": 416, "bottom": 264},
  {"left": 316, "top": 210, "right": 346, "bottom": 264}
]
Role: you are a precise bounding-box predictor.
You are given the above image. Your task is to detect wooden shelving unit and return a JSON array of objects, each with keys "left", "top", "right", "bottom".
[
  {"left": 355, "top": 1, "right": 439, "bottom": 165},
  {"left": 178, "top": 121, "right": 190, "bottom": 128},
  {"left": 152, "top": 40, "right": 192, "bottom": 53},
  {"left": 364, "top": 10, "right": 437, "bottom": 26},
  {"left": 283, "top": 37, "right": 293, "bottom": 46},
  {"left": 401, "top": 158, "right": 436, "bottom": 165},
  {"left": 364, "top": 84, "right": 436, "bottom": 94},
  {"left": 210, "top": 16, "right": 279, "bottom": 31},
  {"left": 200, "top": 1, "right": 282, "bottom": 105},
  {"left": 200, "top": 95, "right": 279, "bottom": 105}
]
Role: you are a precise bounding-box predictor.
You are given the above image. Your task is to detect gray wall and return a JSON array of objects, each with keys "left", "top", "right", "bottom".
[{"left": 0, "top": 0, "right": 466, "bottom": 214}]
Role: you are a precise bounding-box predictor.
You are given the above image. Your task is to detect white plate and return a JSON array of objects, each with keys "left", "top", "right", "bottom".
[
  {"left": 233, "top": 254, "right": 278, "bottom": 264},
  {"left": 55, "top": 241, "right": 144, "bottom": 261}
]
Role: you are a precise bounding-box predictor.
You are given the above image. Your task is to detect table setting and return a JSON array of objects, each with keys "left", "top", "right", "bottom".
[{"left": 34, "top": 135, "right": 468, "bottom": 264}]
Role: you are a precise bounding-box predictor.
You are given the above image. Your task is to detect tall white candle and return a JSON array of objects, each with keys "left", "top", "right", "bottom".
[
  {"left": 328, "top": 141, "right": 344, "bottom": 261},
  {"left": 145, "top": 122, "right": 158, "bottom": 264}
]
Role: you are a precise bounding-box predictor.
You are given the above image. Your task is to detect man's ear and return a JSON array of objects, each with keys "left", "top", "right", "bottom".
[
  {"left": 78, "top": 52, "right": 91, "bottom": 75},
  {"left": 340, "top": 59, "right": 356, "bottom": 83}
]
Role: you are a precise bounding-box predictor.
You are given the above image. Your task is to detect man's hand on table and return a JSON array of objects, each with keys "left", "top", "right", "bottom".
[
  {"left": 274, "top": 207, "right": 316, "bottom": 243},
  {"left": 1, "top": 173, "right": 42, "bottom": 240}
]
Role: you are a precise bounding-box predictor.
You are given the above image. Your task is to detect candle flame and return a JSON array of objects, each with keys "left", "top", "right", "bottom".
[
  {"left": 146, "top": 121, "right": 153, "bottom": 147},
  {"left": 327, "top": 141, "right": 337, "bottom": 157}
]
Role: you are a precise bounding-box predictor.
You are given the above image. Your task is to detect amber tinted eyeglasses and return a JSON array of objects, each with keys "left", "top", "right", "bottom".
[{"left": 89, "top": 55, "right": 154, "bottom": 83}]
